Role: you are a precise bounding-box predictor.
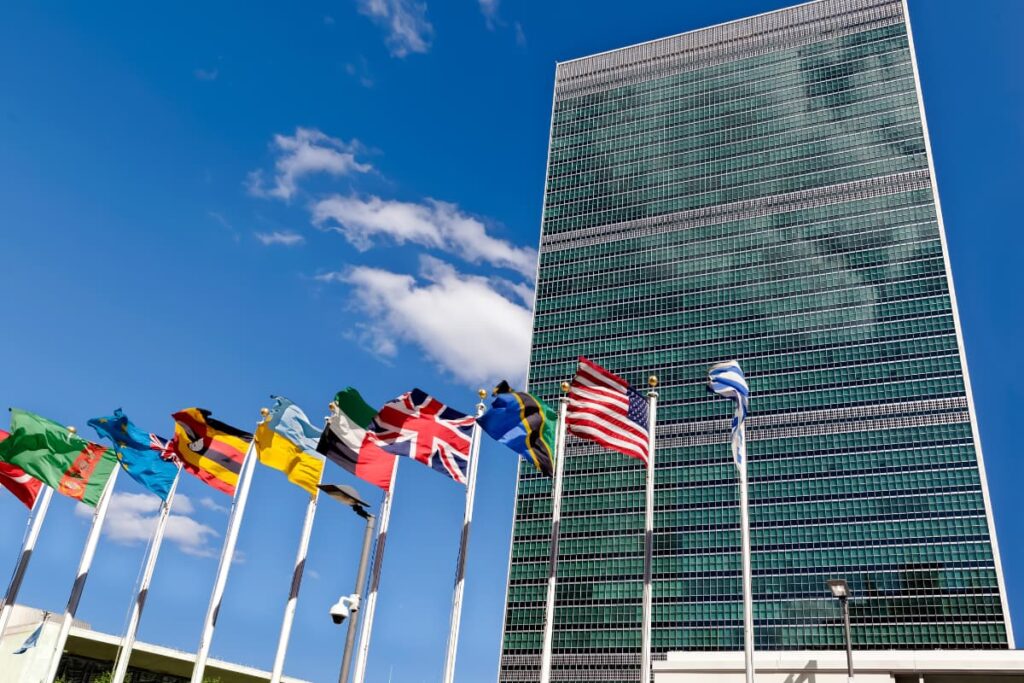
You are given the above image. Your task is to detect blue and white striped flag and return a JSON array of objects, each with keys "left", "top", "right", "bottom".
[{"left": 707, "top": 360, "right": 750, "bottom": 468}]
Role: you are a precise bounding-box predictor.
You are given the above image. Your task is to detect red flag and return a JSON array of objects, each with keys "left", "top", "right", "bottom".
[{"left": 0, "top": 429, "right": 43, "bottom": 509}]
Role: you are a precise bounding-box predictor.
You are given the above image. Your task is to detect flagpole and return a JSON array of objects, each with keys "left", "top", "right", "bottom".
[
  {"left": 738, "top": 415, "right": 754, "bottom": 683},
  {"left": 441, "top": 390, "right": 487, "bottom": 683},
  {"left": 0, "top": 486, "right": 54, "bottom": 639},
  {"left": 190, "top": 417, "right": 263, "bottom": 683},
  {"left": 539, "top": 382, "right": 570, "bottom": 683},
  {"left": 269, "top": 485, "right": 321, "bottom": 683},
  {"left": 351, "top": 459, "right": 399, "bottom": 683},
  {"left": 44, "top": 453, "right": 122, "bottom": 683},
  {"left": 642, "top": 376, "right": 659, "bottom": 683},
  {"left": 110, "top": 466, "right": 183, "bottom": 683}
]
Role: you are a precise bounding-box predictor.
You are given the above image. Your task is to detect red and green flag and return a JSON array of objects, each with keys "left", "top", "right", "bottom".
[{"left": 0, "top": 408, "right": 118, "bottom": 507}]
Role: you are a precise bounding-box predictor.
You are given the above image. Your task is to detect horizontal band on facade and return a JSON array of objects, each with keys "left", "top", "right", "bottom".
[{"left": 540, "top": 170, "right": 931, "bottom": 252}]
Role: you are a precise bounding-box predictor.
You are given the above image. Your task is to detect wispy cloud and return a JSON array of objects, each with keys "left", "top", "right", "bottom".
[
  {"left": 76, "top": 492, "right": 220, "bottom": 558},
  {"left": 194, "top": 67, "right": 219, "bottom": 82},
  {"left": 255, "top": 230, "right": 305, "bottom": 246},
  {"left": 208, "top": 211, "right": 240, "bottom": 242},
  {"left": 248, "top": 128, "right": 372, "bottom": 201},
  {"left": 326, "top": 256, "right": 531, "bottom": 385},
  {"left": 514, "top": 21, "right": 526, "bottom": 47},
  {"left": 479, "top": 0, "right": 500, "bottom": 29},
  {"left": 199, "top": 496, "right": 229, "bottom": 514},
  {"left": 345, "top": 58, "right": 375, "bottom": 88},
  {"left": 312, "top": 195, "right": 536, "bottom": 278},
  {"left": 356, "top": 0, "right": 433, "bottom": 57}
]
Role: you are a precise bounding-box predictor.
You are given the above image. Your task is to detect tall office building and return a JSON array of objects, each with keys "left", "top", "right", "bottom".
[{"left": 499, "top": 1, "right": 1014, "bottom": 681}]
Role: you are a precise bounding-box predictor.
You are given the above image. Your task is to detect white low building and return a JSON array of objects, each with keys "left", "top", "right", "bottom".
[
  {"left": 654, "top": 650, "right": 1024, "bottom": 683},
  {"left": 0, "top": 604, "right": 311, "bottom": 683}
]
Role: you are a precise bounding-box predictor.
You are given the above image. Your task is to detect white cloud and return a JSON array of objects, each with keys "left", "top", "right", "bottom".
[
  {"left": 76, "top": 492, "right": 219, "bottom": 558},
  {"left": 356, "top": 0, "right": 433, "bottom": 57},
  {"left": 336, "top": 256, "right": 531, "bottom": 385},
  {"left": 248, "top": 128, "right": 372, "bottom": 201},
  {"left": 514, "top": 21, "right": 526, "bottom": 47},
  {"left": 255, "top": 230, "right": 305, "bottom": 246},
  {"left": 312, "top": 195, "right": 537, "bottom": 278},
  {"left": 199, "top": 496, "right": 228, "bottom": 514}
]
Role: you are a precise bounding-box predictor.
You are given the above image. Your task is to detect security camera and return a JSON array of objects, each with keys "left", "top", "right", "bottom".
[{"left": 330, "top": 594, "right": 360, "bottom": 625}]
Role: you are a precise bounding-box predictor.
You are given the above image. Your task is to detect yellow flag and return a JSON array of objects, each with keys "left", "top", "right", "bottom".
[{"left": 254, "top": 423, "right": 325, "bottom": 495}]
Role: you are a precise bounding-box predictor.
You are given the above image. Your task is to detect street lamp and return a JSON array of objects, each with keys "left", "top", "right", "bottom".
[
  {"left": 320, "top": 483, "right": 376, "bottom": 683},
  {"left": 826, "top": 579, "right": 854, "bottom": 682}
]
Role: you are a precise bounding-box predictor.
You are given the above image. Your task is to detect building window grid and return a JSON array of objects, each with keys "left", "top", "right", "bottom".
[{"left": 501, "top": 3, "right": 1008, "bottom": 679}]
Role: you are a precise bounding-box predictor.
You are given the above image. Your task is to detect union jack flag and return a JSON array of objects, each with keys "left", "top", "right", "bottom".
[{"left": 365, "top": 388, "right": 475, "bottom": 484}]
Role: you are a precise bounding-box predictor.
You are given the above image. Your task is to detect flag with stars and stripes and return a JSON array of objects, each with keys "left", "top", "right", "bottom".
[
  {"left": 566, "top": 356, "right": 650, "bottom": 466},
  {"left": 707, "top": 360, "right": 750, "bottom": 468}
]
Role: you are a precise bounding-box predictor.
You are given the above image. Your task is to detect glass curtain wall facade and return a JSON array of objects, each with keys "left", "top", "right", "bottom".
[{"left": 499, "top": 0, "right": 1013, "bottom": 681}]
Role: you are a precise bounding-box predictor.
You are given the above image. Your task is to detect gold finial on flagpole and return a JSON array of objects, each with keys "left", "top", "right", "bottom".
[
  {"left": 478, "top": 389, "right": 487, "bottom": 400},
  {"left": 67, "top": 426, "right": 77, "bottom": 434},
  {"left": 259, "top": 407, "right": 270, "bottom": 423},
  {"left": 648, "top": 375, "right": 658, "bottom": 388},
  {"left": 560, "top": 381, "right": 570, "bottom": 393}
]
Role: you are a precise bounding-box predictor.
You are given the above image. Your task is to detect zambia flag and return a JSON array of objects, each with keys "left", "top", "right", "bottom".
[
  {"left": 316, "top": 387, "right": 396, "bottom": 491},
  {"left": 0, "top": 408, "right": 118, "bottom": 506},
  {"left": 478, "top": 381, "right": 556, "bottom": 477},
  {"left": 171, "top": 408, "right": 253, "bottom": 496}
]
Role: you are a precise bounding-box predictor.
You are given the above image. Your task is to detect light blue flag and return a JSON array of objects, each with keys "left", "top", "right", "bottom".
[
  {"left": 14, "top": 623, "right": 42, "bottom": 654},
  {"left": 265, "top": 396, "right": 323, "bottom": 456},
  {"left": 707, "top": 360, "right": 750, "bottom": 467}
]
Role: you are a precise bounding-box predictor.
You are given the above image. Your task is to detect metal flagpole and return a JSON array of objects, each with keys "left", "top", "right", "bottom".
[
  {"left": 539, "top": 382, "right": 570, "bottom": 683},
  {"left": 190, "top": 417, "right": 263, "bottom": 683},
  {"left": 708, "top": 361, "right": 753, "bottom": 683},
  {"left": 44, "top": 452, "right": 122, "bottom": 683},
  {"left": 111, "top": 467, "right": 183, "bottom": 683},
  {"left": 269, "top": 484, "right": 322, "bottom": 683},
  {"left": 351, "top": 459, "right": 399, "bottom": 683},
  {"left": 0, "top": 486, "right": 54, "bottom": 639},
  {"left": 738, "top": 415, "right": 754, "bottom": 683},
  {"left": 441, "top": 390, "right": 487, "bottom": 683},
  {"left": 641, "top": 376, "right": 659, "bottom": 683}
]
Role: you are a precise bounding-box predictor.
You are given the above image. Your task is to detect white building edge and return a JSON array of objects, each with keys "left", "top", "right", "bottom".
[{"left": 0, "top": 604, "right": 311, "bottom": 683}]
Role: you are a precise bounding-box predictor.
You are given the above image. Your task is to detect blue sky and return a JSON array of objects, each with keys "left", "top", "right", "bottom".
[{"left": 1, "top": 1, "right": 1022, "bottom": 681}]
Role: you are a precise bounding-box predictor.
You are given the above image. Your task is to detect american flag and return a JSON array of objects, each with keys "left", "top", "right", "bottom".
[
  {"left": 566, "top": 357, "right": 650, "bottom": 466},
  {"left": 365, "top": 388, "right": 476, "bottom": 484}
]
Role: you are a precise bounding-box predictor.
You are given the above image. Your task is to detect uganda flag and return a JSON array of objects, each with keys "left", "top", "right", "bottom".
[
  {"left": 171, "top": 408, "right": 253, "bottom": 496},
  {"left": 478, "top": 381, "right": 557, "bottom": 477},
  {"left": 0, "top": 409, "right": 117, "bottom": 506}
]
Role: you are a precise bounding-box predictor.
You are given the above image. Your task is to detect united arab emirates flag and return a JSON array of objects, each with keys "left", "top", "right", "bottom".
[
  {"left": 316, "top": 387, "right": 396, "bottom": 491},
  {"left": 0, "top": 409, "right": 118, "bottom": 506}
]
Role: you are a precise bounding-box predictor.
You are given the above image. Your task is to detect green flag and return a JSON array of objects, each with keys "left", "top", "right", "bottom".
[{"left": 0, "top": 408, "right": 118, "bottom": 506}]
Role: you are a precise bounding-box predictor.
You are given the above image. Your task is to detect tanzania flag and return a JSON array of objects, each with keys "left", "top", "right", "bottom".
[
  {"left": 255, "top": 396, "right": 325, "bottom": 495},
  {"left": 316, "top": 388, "right": 396, "bottom": 491},
  {"left": 0, "top": 409, "right": 117, "bottom": 506},
  {"left": 171, "top": 408, "right": 253, "bottom": 496},
  {"left": 0, "top": 429, "right": 43, "bottom": 509},
  {"left": 478, "top": 381, "right": 556, "bottom": 477},
  {"left": 89, "top": 409, "right": 179, "bottom": 500}
]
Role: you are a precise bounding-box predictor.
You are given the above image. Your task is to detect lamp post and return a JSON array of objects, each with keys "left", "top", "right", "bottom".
[
  {"left": 827, "top": 579, "right": 854, "bottom": 683},
  {"left": 320, "top": 483, "right": 377, "bottom": 683}
]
